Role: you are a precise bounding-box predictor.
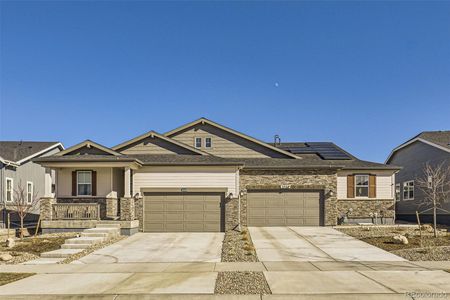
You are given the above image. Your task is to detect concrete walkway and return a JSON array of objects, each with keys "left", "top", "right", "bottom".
[
  {"left": 249, "top": 227, "right": 405, "bottom": 262},
  {"left": 1, "top": 261, "right": 450, "bottom": 296}
]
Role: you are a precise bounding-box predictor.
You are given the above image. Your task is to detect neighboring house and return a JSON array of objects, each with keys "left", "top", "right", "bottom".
[
  {"left": 0, "top": 141, "right": 64, "bottom": 227},
  {"left": 34, "top": 118, "right": 399, "bottom": 234},
  {"left": 386, "top": 131, "right": 450, "bottom": 225}
]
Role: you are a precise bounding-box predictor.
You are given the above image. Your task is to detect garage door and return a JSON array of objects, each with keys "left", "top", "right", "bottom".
[
  {"left": 247, "top": 190, "right": 322, "bottom": 226},
  {"left": 143, "top": 192, "right": 223, "bottom": 232}
]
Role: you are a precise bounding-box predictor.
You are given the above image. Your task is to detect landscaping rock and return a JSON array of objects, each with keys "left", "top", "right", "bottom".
[
  {"left": 215, "top": 272, "right": 271, "bottom": 294},
  {"left": 392, "top": 235, "right": 409, "bottom": 245},
  {"left": 0, "top": 253, "right": 13, "bottom": 261},
  {"left": 5, "top": 238, "right": 15, "bottom": 248}
]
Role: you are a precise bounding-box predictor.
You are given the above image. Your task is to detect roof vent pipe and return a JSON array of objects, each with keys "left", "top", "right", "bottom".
[{"left": 274, "top": 135, "right": 281, "bottom": 146}]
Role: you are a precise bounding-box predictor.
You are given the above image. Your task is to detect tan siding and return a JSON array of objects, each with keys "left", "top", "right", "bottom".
[
  {"left": 119, "top": 136, "right": 197, "bottom": 155},
  {"left": 57, "top": 167, "right": 120, "bottom": 198},
  {"left": 133, "top": 166, "right": 238, "bottom": 195},
  {"left": 169, "top": 123, "right": 287, "bottom": 158},
  {"left": 337, "top": 170, "right": 395, "bottom": 200}
]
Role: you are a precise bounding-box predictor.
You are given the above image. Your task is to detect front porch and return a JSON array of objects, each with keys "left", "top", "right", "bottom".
[{"left": 38, "top": 160, "right": 141, "bottom": 235}]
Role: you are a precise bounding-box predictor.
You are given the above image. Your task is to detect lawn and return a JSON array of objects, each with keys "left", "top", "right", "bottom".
[
  {"left": 337, "top": 225, "right": 450, "bottom": 261},
  {"left": 0, "top": 232, "right": 78, "bottom": 264}
]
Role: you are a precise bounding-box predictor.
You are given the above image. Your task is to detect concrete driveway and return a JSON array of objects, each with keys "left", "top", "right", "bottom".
[
  {"left": 249, "top": 227, "right": 405, "bottom": 262},
  {"left": 76, "top": 232, "right": 224, "bottom": 263}
]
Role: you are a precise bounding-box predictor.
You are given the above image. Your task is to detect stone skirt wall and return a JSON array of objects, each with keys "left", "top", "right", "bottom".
[
  {"left": 336, "top": 199, "right": 395, "bottom": 224},
  {"left": 238, "top": 169, "right": 338, "bottom": 226}
]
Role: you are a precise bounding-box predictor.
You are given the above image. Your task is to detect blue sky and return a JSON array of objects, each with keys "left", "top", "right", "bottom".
[{"left": 1, "top": 1, "right": 449, "bottom": 163}]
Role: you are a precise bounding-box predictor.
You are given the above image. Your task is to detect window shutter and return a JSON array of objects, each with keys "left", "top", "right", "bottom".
[
  {"left": 72, "top": 171, "right": 77, "bottom": 196},
  {"left": 369, "top": 174, "right": 376, "bottom": 198},
  {"left": 347, "top": 175, "right": 355, "bottom": 198},
  {"left": 92, "top": 171, "right": 97, "bottom": 196}
]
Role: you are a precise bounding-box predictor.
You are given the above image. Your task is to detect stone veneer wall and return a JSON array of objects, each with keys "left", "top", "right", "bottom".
[
  {"left": 238, "top": 169, "right": 338, "bottom": 227},
  {"left": 225, "top": 197, "right": 239, "bottom": 231},
  {"left": 120, "top": 197, "right": 135, "bottom": 221},
  {"left": 336, "top": 199, "right": 395, "bottom": 224},
  {"left": 135, "top": 198, "right": 143, "bottom": 231}
]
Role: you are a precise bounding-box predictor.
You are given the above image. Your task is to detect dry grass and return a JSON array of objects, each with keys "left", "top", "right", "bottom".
[
  {"left": 337, "top": 226, "right": 450, "bottom": 261},
  {"left": 3, "top": 234, "right": 77, "bottom": 256},
  {"left": 0, "top": 273, "right": 35, "bottom": 286}
]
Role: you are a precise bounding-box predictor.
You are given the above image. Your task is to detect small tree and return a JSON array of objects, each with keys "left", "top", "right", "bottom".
[
  {"left": 12, "top": 181, "right": 40, "bottom": 238},
  {"left": 416, "top": 162, "right": 450, "bottom": 237}
]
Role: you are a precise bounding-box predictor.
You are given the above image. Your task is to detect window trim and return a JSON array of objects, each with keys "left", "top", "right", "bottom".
[
  {"left": 76, "top": 170, "right": 92, "bottom": 196},
  {"left": 403, "top": 180, "right": 414, "bottom": 201},
  {"left": 205, "top": 137, "right": 212, "bottom": 148},
  {"left": 5, "top": 177, "right": 13, "bottom": 203},
  {"left": 194, "top": 137, "right": 202, "bottom": 149},
  {"left": 395, "top": 183, "right": 401, "bottom": 202},
  {"left": 354, "top": 174, "right": 370, "bottom": 198},
  {"left": 26, "top": 181, "right": 33, "bottom": 204}
]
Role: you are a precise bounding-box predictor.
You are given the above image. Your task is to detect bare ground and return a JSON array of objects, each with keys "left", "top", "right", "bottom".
[{"left": 337, "top": 225, "right": 450, "bottom": 261}]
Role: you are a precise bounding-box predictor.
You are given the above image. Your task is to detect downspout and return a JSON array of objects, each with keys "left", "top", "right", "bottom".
[{"left": 236, "top": 165, "right": 243, "bottom": 232}]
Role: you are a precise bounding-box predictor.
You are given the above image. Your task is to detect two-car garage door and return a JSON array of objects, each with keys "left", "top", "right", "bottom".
[
  {"left": 143, "top": 192, "right": 223, "bottom": 232},
  {"left": 247, "top": 190, "right": 323, "bottom": 226}
]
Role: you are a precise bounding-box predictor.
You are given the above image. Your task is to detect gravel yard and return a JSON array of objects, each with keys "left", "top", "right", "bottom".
[
  {"left": 337, "top": 225, "right": 450, "bottom": 261},
  {"left": 215, "top": 272, "right": 271, "bottom": 295},
  {"left": 0, "top": 232, "right": 78, "bottom": 264},
  {"left": 221, "top": 227, "right": 258, "bottom": 262}
]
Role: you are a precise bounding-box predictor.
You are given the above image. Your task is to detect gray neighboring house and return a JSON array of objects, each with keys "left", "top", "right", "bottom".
[
  {"left": 386, "top": 131, "right": 450, "bottom": 225},
  {"left": 0, "top": 141, "right": 64, "bottom": 227}
]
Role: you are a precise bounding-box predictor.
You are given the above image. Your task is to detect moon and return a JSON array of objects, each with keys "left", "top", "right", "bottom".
[{"left": 274, "top": 82, "right": 279, "bottom": 87}]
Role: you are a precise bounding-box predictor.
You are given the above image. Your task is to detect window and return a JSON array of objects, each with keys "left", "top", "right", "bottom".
[
  {"left": 403, "top": 181, "right": 414, "bottom": 200},
  {"left": 395, "top": 183, "right": 400, "bottom": 201},
  {"left": 5, "top": 178, "right": 13, "bottom": 202},
  {"left": 195, "top": 137, "right": 202, "bottom": 148},
  {"left": 27, "top": 182, "right": 33, "bottom": 204},
  {"left": 205, "top": 137, "right": 212, "bottom": 148},
  {"left": 355, "top": 175, "right": 369, "bottom": 197},
  {"left": 77, "top": 171, "right": 92, "bottom": 196}
]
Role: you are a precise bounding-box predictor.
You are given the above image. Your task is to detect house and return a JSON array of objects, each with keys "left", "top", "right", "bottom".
[
  {"left": 386, "top": 131, "right": 450, "bottom": 225},
  {"left": 0, "top": 141, "right": 64, "bottom": 227},
  {"left": 34, "top": 118, "right": 399, "bottom": 234}
]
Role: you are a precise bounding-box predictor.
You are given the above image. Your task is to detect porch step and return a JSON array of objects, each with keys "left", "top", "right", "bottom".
[
  {"left": 41, "top": 248, "right": 83, "bottom": 258},
  {"left": 61, "top": 243, "right": 91, "bottom": 249},
  {"left": 85, "top": 227, "right": 120, "bottom": 235},
  {"left": 66, "top": 236, "right": 105, "bottom": 244},
  {"left": 96, "top": 223, "right": 121, "bottom": 229},
  {"left": 81, "top": 232, "right": 110, "bottom": 238}
]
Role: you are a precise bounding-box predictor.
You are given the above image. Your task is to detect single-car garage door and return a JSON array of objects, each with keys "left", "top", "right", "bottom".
[
  {"left": 143, "top": 192, "right": 224, "bottom": 232},
  {"left": 247, "top": 190, "right": 323, "bottom": 226}
]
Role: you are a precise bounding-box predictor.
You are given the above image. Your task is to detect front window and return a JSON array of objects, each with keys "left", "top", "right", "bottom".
[
  {"left": 395, "top": 183, "right": 400, "bottom": 201},
  {"left": 6, "top": 178, "right": 13, "bottom": 202},
  {"left": 195, "top": 137, "right": 202, "bottom": 148},
  {"left": 77, "top": 171, "right": 92, "bottom": 196},
  {"left": 403, "top": 181, "right": 414, "bottom": 200},
  {"left": 205, "top": 137, "right": 212, "bottom": 148},
  {"left": 355, "top": 175, "right": 369, "bottom": 197},
  {"left": 27, "top": 182, "right": 33, "bottom": 204}
]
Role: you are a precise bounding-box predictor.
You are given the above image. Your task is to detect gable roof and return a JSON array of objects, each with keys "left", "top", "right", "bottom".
[
  {"left": 0, "top": 141, "right": 64, "bottom": 165},
  {"left": 164, "top": 118, "right": 300, "bottom": 159},
  {"left": 55, "top": 140, "right": 122, "bottom": 157},
  {"left": 112, "top": 130, "right": 208, "bottom": 155},
  {"left": 386, "top": 130, "right": 450, "bottom": 163}
]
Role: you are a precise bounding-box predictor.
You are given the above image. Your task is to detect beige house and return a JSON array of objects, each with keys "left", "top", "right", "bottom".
[{"left": 35, "top": 118, "right": 400, "bottom": 234}]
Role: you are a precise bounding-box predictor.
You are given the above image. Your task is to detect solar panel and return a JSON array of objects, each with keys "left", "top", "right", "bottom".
[{"left": 284, "top": 142, "right": 352, "bottom": 160}]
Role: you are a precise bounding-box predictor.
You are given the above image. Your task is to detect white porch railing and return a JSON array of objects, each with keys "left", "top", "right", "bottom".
[{"left": 52, "top": 203, "right": 100, "bottom": 220}]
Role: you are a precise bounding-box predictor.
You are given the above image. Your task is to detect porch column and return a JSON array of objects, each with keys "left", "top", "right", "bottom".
[
  {"left": 44, "top": 168, "right": 54, "bottom": 198},
  {"left": 124, "top": 167, "right": 131, "bottom": 198}
]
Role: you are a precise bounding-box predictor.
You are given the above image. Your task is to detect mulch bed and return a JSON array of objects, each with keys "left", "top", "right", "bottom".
[
  {"left": 215, "top": 272, "right": 271, "bottom": 295},
  {"left": 0, "top": 273, "right": 35, "bottom": 286},
  {"left": 337, "top": 225, "right": 450, "bottom": 261}
]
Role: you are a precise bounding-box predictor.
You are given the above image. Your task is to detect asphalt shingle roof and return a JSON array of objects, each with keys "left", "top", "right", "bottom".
[
  {"left": 416, "top": 131, "right": 450, "bottom": 150},
  {"left": 0, "top": 141, "right": 60, "bottom": 162}
]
